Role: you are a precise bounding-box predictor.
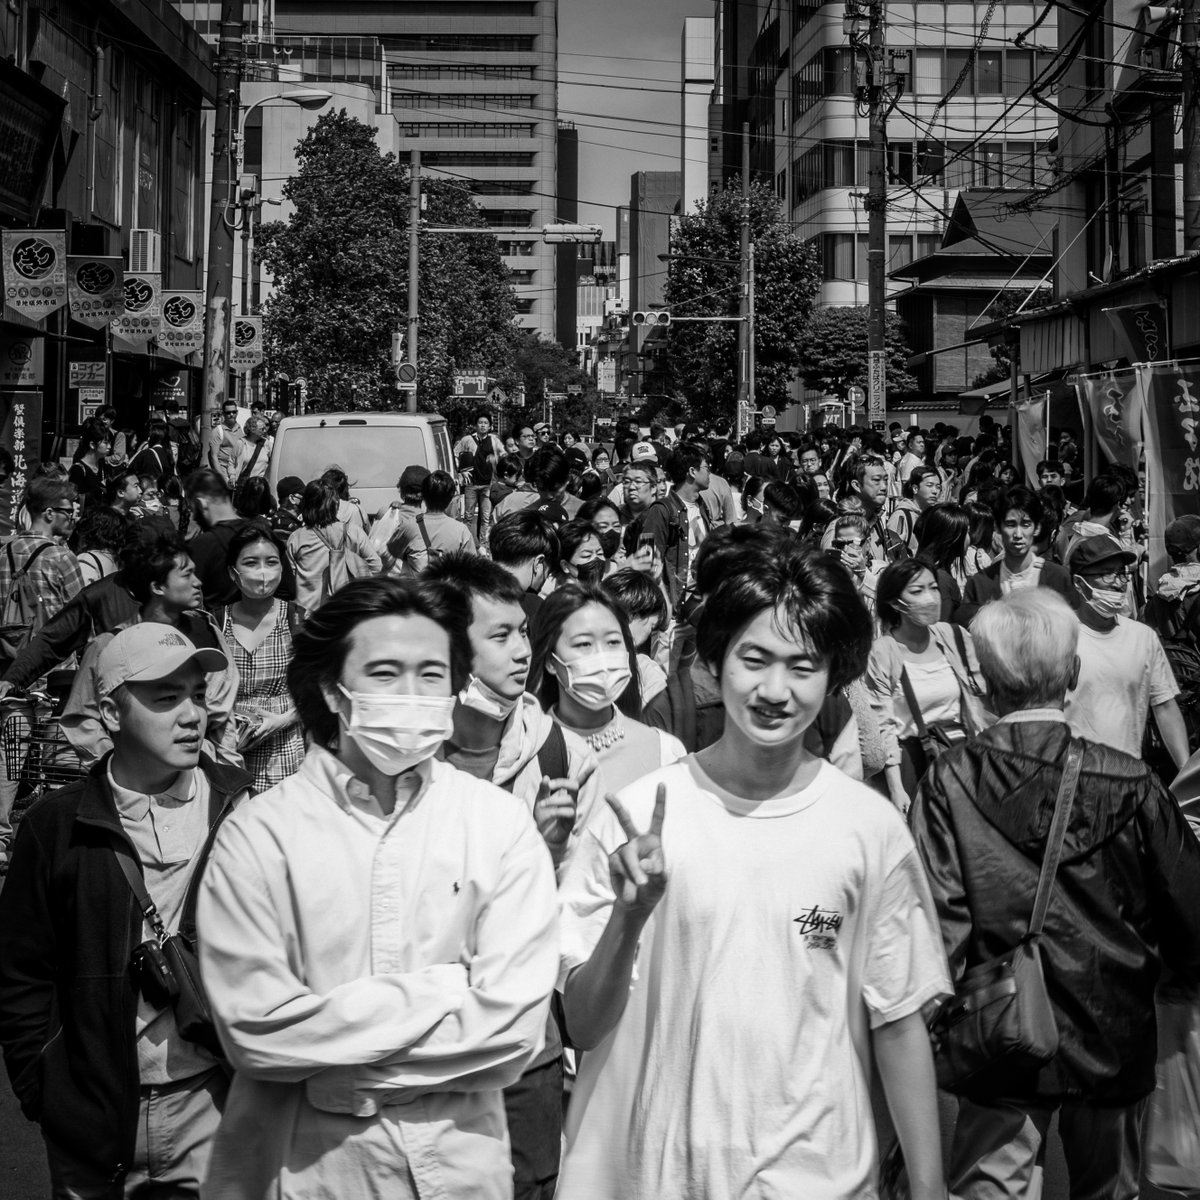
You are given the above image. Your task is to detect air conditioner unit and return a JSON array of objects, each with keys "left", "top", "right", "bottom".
[{"left": 129, "top": 229, "right": 162, "bottom": 274}]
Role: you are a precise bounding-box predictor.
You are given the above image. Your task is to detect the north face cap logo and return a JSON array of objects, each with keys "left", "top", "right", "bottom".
[{"left": 158, "top": 632, "right": 186, "bottom": 647}]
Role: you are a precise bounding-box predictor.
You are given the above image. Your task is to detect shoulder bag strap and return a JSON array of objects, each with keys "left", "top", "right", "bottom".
[
  {"left": 109, "top": 839, "right": 171, "bottom": 943},
  {"left": 416, "top": 514, "right": 434, "bottom": 554},
  {"left": 898, "top": 664, "right": 930, "bottom": 739},
  {"left": 949, "top": 623, "right": 981, "bottom": 694},
  {"left": 1027, "top": 738, "right": 1084, "bottom": 939}
]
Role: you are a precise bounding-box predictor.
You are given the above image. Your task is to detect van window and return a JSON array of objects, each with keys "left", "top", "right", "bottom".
[
  {"left": 433, "top": 426, "right": 452, "bottom": 473},
  {"left": 278, "top": 425, "right": 427, "bottom": 488}
]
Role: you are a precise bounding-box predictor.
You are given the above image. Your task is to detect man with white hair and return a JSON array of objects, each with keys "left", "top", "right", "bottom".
[{"left": 910, "top": 588, "right": 1200, "bottom": 1200}]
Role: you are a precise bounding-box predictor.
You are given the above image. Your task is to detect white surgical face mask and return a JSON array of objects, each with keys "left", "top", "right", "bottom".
[
  {"left": 553, "top": 649, "right": 632, "bottom": 711},
  {"left": 458, "top": 674, "right": 520, "bottom": 722},
  {"left": 1076, "top": 576, "right": 1128, "bottom": 619},
  {"left": 334, "top": 685, "right": 455, "bottom": 775}
]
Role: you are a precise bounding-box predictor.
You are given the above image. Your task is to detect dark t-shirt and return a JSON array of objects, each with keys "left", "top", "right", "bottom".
[{"left": 68, "top": 462, "right": 104, "bottom": 507}]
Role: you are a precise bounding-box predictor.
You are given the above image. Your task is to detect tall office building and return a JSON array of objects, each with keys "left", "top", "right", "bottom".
[
  {"left": 680, "top": 17, "right": 716, "bottom": 216},
  {"left": 170, "top": 1, "right": 272, "bottom": 42},
  {"left": 272, "top": 0, "right": 559, "bottom": 338}
]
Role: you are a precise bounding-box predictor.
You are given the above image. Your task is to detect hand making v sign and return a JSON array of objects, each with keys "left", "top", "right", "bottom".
[{"left": 605, "top": 782, "right": 668, "bottom": 916}]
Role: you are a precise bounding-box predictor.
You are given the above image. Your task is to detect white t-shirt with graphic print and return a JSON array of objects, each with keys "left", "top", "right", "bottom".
[{"left": 555, "top": 757, "right": 950, "bottom": 1200}]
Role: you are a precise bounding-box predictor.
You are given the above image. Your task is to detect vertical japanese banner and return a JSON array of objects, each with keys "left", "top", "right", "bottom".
[
  {"left": 158, "top": 290, "right": 204, "bottom": 355},
  {"left": 1074, "top": 367, "right": 1143, "bottom": 469},
  {"left": 1014, "top": 389, "right": 1047, "bottom": 485},
  {"left": 111, "top": 273, "right": 161, "bottom": 345},
  {"left": 2, "top": 231, "right": 67, "bottom": 320},
  {"left": 67, "top": 256, "right": 124, "bottom": 328},
  {"left": 0, "top": 390, "right": 43, "bottom": 531},
  {"left": 230, "top": 316, "right": 263, "bottom": 372},
  {"left": 1136, "top": 358, "right": 1200, "bottom": 589}
]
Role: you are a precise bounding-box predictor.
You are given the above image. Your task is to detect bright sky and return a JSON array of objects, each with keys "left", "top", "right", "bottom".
[{"left": 558, "top": 0, "right": 711, "bottom": 239}]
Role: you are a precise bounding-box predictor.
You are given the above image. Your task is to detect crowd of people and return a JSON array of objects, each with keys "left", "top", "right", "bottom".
[{"left": 0, "top": 401, "right": 1196, "bottom": 1200}]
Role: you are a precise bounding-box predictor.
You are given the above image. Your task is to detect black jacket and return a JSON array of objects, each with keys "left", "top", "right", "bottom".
[
  {"left": 955, "top": 559, "right": 1076, "bottom": 626},
  {"left": 0, "top": 755, "right": 252, "bottom": 1181},
  {"left": 912, "top": 719, "right": 1200, "bottom": 1104}
]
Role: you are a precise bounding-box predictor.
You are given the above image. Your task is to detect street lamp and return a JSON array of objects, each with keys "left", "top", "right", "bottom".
[{"left": 201, "top": 86, "right": 332, "bottom": 453}]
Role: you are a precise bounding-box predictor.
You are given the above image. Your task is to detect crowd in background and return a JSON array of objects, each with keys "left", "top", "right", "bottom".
[{"left": 0, "top": 398, "right": 1196, "bottom": 1200}]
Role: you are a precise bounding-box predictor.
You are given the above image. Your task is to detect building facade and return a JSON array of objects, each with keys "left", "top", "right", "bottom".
[{"left": 1, "top": 0, "right": 213, "bottom": 460}]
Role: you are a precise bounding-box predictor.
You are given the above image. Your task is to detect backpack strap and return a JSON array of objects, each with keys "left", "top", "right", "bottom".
[
  {"left": 537, "top": 722, "right": 569, "bottom": 780},
  {"left": 949, "top": 623, "right": 981, "bottom": 694},
  {"left": 3, "top": 540, "right": 52, "bottom": 610}
]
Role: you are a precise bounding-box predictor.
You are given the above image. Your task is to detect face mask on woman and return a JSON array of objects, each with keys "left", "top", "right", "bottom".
[
  {"left": 233, "top": 561, "right": 282, "bottom": 600},
  {"left": 897, "top": 595, "right": 941, "bottom": 627},
  {"left": 553, "top": 648, "right": 631, "bottom": 711},
  {"left": 332, "top": 685, "right": 455, "bottom": 775},
  {"left": 573, "top": 560, "right": 607, "bottom": 588}
]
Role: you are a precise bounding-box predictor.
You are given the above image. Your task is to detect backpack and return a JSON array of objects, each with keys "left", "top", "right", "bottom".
[
  {"left": 174, "top": 421, "right": 202, "bottom": 474},
  {"left": 0, "top": 541, "right": 53, "bottom": 666}
]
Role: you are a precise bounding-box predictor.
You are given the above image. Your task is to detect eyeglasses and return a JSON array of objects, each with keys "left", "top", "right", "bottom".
[
  {"left": 49, "top": 506, "right": 75, "bottom": 518},
  {"left": 222, "top": 410, "right": 238, "bottom": 419},
  {"left": 1084, "top": 570, "right": 1129, "bottom": 587}
]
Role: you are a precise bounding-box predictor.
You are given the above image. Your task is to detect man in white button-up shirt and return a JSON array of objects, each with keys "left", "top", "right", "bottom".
[{"left": 198, "top": 575, "right": 559, "bottom": 1200}]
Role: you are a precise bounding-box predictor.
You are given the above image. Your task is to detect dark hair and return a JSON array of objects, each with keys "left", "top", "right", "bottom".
[
  {"left": 965, "top": 500, "right": 995, "bottom": 550},
  {"left": 97, "top": 405, "right": 117, "bottom": 423},
  {"left": 224, "top": 523, "right": 281, "bottom": 571},
  {"left": 489, "top": 510, "right": 559, "bottom": 566},
  {"left": 530, "top": 446, "right": 570, "bottom": 494},
  {"left": 78, "top": 417, "right": 110, "bottom": 454},
  {"left": 300, "top": 481, "right": 339, "bottom": 529},
  {"left": 903, "top": 464, "right": 939, "bottom": 499},
  {"left": 914, "top": 503, "right": 970, "bottom": 574},
  {"left": 1084, "top": 474, "right": 1126, "bottom": 514},
  {"left": 556, "top": 519, "right": 600, "bottom": 566},
  {"left": 601, "top": 568, "right": 668, "bottom": 632},
  {"left": 103, "top": 471, "right": 139, "bottom": 506},
  {"left": 763, "top": 480, "right": 806, "bottom": 521},
  {"left": 693, "top": 523, "right": 794, "bottom": 599},
  {"left": 422, "top": 550, "right": 527, "bottom": 618},
  {"left": 591, "top": 446, "right": 611, "bottom": 465},
  {"left": 577, "top": 496, "right": 621, "bottom": 528},
  {"left": 496, "top": 453, "right": 523, "bottom": 483},
  {"left": 183, "top": 468, "right": 231, "bottom": 504},
  {"left": 146, "top": 419, "right": 171, "bottom": 449},
  {"left": 319, "top": 467, "right": 353, "bottom": 500},
  {"left": 421, "top": 469, "right": 457, "bottom": 512},
  {"left": 288, "top": 576, "right": 472, "bottom": 748},
  {"left": 24, "top": 476, "right": 75, "bottom": 516},
  {"left": 875, "top": 558, "right": 939, "bottom": 630},
  {"left": 472, "top": 409, "right": 492, "bottom": 425},
  {"left": 696, "top": 540, "right": 872, "bottom": 691},
  {"left": 1036, "top": 459, "right": 1062, "bottom": 476},
  {"left": 120, "top": 525, "right": 188, "bottom": 604},
  {"left": 74, "top": 506, "right": 128, "bottom": 555},
  {"left": 528, "top": 584, "right": 641, "bottom": 717},
  {"left": 993, "top": 484, "right": 1044, "bottom": 529},
  {"left": 666, "top": 442, "right": 708, "bottom": 487},
  {"left": 800, "top": 498, "right": 838, "bottom": 543},
  {"left": 233, "top": 475, "right": 276, "bottom": 520}
]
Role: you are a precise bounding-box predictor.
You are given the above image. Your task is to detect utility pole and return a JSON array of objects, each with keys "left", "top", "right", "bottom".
[
  {"left": 748, "top": 241, "right": 756, "bottom": 411},
  {"left": 200, "top": 0, "right": 243, "bottom": 458},
  {"left": 1184, "top": 0, "right": 1200, "bottom": 251},
  {"left": 736, "top": 122, "right": 751, "bottom": 438},
  {"left": 865, "top": 0, "right": 887, "bottom": 428},
  {"left": 405, "top": 148, "right": 420, "bottom": 414}
]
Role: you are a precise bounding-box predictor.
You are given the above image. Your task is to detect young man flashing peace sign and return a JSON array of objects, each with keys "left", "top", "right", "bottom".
[{"left": 556, "top": 535, "right": 952, "bottom": 1200}]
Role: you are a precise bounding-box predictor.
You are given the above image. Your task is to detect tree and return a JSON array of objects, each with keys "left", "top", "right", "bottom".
[
  {"left": 257, "top": 110, "right": 517, "bottom": 414},
  {"left": 793, "top": 306, "right": 917, "bottom": 399},
  {"left": 662, "top": 180, "right": 821, "bottom": 426},
  {"left": 492, "top": 330, "right": 596, "bottom": 434}
]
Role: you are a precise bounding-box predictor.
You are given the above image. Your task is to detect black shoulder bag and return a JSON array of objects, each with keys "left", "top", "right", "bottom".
[{"left": 929, "top": 738, "right": 1084, "bottom": 1092}]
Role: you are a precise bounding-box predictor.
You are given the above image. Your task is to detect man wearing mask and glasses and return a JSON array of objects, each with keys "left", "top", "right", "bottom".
[
  {"left": 1064, "top": 534, "right": 1188, "bottom": 770},
  {"left": 197, "top": 576, "right": 559, "bottom": 1199}
]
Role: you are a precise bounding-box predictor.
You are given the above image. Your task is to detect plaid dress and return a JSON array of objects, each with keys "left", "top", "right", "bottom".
[{"left": 222, "top": 601, "right": 305, "bottom": 790}]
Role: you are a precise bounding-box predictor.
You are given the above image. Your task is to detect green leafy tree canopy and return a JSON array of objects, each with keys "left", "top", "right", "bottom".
[
  {"left": 662, "top": 180, "right": 821, "bottom": 426},
  {"left": 258, "top": 109, "right": 517, "bottom": 414},
  {"left": 793, "top": 306, "right": 918, "bottom": 399}
]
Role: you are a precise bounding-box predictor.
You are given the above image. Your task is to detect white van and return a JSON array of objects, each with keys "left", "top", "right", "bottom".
[{"left": 267, "top": 412, "right": 454, "bottom": 521}]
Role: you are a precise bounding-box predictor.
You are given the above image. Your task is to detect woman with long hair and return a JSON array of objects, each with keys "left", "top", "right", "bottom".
[
  {"left": 68, "top": 418, "right": 111, "bottom": 508},
  {"left": 234, "top": 475, "right": 277, "bottom": 523},
  {"left": 914, "top": 502, "right": 972, "bottom": 616},
  {"left": 865, "top": 558, "right": 987, "bottom": 812},
  {"left": 286, "top": 481, "right": 381, "bottom": 616},
  {"left": 528, "top": 584, "right": 684, "bottom": 792},
  {"left": 220, "top": 525, "right": 304, "bottom": 788},
  {"left": 964, "top": 500, "right": 996, "bottom": 576},
  {"left": 128, "top": 419, "right": 175, "bottom": 483}
]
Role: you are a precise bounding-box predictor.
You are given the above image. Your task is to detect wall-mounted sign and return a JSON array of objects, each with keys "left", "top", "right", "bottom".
[
  {"left": 68, "top": 360, "right": 106, "bottom": 388},
  {"left": 230, "top": 316, "right": 263, "bottom": 371},
  {"left": 112, "top": 273, "right": 161, "bottom": 345},
  {"left": 159, "top": 290, "right": 204, "bottom": 354},
  {"left": 0, "top": 335, "right": 43, "bottom": 387}
]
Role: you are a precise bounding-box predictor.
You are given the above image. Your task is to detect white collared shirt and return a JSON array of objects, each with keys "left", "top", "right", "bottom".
[
  {"left": 109, "top": 766, "right": 216, "bottom": 1084},
  {"left": 198, "top": 745, "right": 559, "bottom": 1200}
]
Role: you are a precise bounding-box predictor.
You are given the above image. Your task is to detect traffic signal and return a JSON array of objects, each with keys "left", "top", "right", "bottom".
[
  {"left": 541, "top": 223, "right": 603, "bottom": 243},
  {"left": 632, "top": 311, "right": 671, "bottom": 327}
]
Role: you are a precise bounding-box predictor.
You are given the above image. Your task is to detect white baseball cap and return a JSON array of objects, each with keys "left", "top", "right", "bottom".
[{"left": 97, "top": 623, "right": 227, "bottom": 699}]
